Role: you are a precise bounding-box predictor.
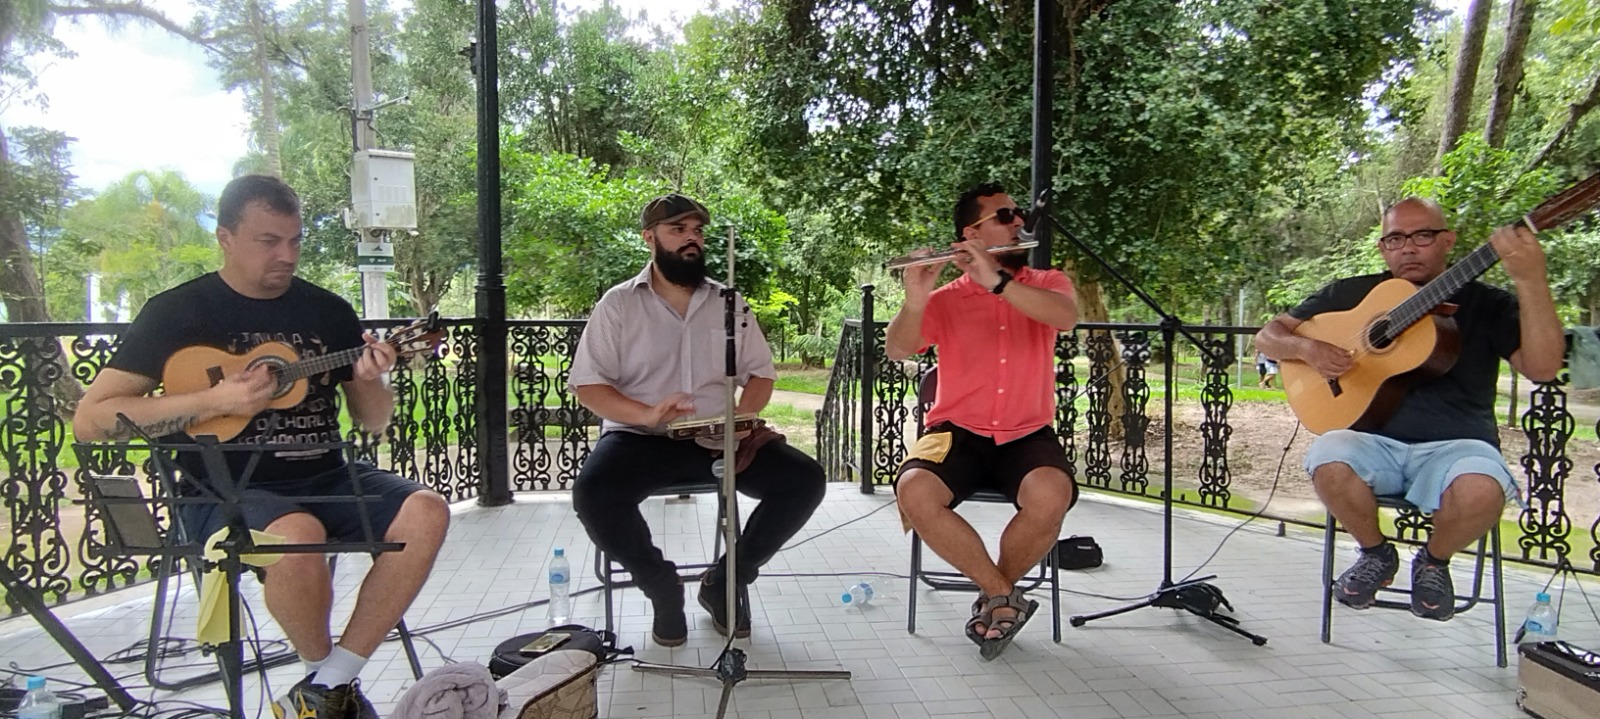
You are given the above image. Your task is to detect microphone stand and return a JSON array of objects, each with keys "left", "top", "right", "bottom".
[
  {"left": 1030, "top": 197, "right": 1267, "bottom": 646},
  {"left": 632, "top": 226, "right": 851, "bottom": 718}
]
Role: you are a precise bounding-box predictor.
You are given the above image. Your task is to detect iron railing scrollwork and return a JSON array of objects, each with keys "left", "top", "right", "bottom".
[
  {"left": 1520, "top": 372, "right": 1574, "bottom": 565},
  {"left": 1116, "top": 329, "right": 1151, "bottom": 496},
  {"left": 1196, "top": 335, "right": 1235, "bottom": 508}
]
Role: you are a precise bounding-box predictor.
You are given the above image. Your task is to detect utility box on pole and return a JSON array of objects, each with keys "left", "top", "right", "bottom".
[{"left": 350, "top": 149, "right": 417, "bottom": 230}]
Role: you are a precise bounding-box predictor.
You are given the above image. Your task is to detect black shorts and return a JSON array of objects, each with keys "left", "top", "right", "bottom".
[
  {"left": 895, "top": 423, "right": 1077, "bottom": 509},
  {"left": 179, "top": 462, "right": 427, "bottom": 543}
]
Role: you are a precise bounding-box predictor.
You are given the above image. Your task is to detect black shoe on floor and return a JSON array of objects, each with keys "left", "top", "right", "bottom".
[
  {"left": 347, "top": 680, "right": 379, "bottom": 719},
  {"left": 698, "top": 569, "right": 751, "bottom": 638},
  {"left": 640, "top": 565, "right": 688, "bottom": 647}
]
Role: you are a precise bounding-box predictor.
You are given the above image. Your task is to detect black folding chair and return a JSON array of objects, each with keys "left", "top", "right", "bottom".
[
  {"left": 594, "top": 482, "right": 729, "bottom": 634},
  {"left": 1320, "top": 495, "right": 1506, "bottom": 667}
]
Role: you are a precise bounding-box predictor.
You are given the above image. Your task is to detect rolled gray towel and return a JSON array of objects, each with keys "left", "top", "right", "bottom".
[{"left": 393, "top": 662, "right": 508, "bottom": 719}]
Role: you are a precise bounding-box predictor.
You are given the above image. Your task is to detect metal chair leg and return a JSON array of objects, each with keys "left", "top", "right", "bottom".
[
  {"left": 1321, "top": 513, "right": 1336, "bottom": 644},
  {"left": 1492, "top": 526, "right": 1507, "bottom": 668},
  {"left": 395, "top": 619, "right": 424, "bottom": 679},
  {"left": 1049, "top": 544, "right": 1061, "bottom": 643},
  {"left": 908, "top": 532, "right": 921, "bottom": 634}
]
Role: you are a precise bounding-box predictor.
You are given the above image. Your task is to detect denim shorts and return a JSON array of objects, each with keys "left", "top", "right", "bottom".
[{"left": 1302, "top": 429, "right": 1521, "bottom": 513}]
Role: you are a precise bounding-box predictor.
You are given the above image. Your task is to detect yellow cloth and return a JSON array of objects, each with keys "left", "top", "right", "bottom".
[
  {"left": 196, "top": 527, "right": 288, "bottom": 645},
  {"left": 898, "top": 432, "right": 955, "bottom": 532}
]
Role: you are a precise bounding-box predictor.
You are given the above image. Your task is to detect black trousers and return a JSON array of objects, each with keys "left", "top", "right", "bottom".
[{"left": 573, "top": 431, "right": 826, "bottom": 594}]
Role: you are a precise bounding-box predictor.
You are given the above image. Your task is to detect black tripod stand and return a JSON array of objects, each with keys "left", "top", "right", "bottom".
[
  {"left": 1030, "top": 202, "right": 1267, "bottom": 645},
  {"left": 87, "top": 422, "right": 408, "bottom": 719},
  {"left": 630, "top": 227, "right": 850, "bottom": 718}
]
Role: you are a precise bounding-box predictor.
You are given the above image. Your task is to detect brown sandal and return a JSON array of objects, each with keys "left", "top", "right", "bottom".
[{"left": 978, "top": 587, "right": 1039, "bottom": 660}]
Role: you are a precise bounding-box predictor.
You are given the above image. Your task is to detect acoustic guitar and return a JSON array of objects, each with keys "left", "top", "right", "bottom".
[
  {"left": 1282, "top": 172, "right": 1600, "bottom": 435},
  {"left": 161, "top": 313, "right": 445, "bottom": 440}
]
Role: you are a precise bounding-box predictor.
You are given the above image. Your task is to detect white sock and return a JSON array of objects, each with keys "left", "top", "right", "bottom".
[
  {"left": 300, "top": 652, "right": 328, "bottom": 680},
  {"left": 309, "top": 646, "right": 368, "bottom": 688}
]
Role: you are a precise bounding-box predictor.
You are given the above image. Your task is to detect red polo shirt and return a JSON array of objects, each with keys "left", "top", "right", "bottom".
[{"left": 919, "top": 267, "right": 1074, "bottom": 443}]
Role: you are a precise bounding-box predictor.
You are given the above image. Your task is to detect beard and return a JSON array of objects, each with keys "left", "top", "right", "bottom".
[
  {"left": 653, "top": 240, "right": 708, "bottom": 289},
  {"left": 997, "top": 249, "right": 1029, "bottom": 271}
]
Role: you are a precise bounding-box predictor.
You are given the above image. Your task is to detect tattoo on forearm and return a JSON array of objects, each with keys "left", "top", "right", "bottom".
[{"left": 108, "top": 415, "right": 197, "bottom": 440}]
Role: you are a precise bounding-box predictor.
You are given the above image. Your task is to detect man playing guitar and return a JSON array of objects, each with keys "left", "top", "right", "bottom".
[
  {"left": 569, "top": 193, "right": 825, "bottom": 647},
  {"left": 74, "top": 175, "right": 450, "bottom": 718},
  {"left": 1255, "top": 197, "right": 1563, "bottom": 620}
]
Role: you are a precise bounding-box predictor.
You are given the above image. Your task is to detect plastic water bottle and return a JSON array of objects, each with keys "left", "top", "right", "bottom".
[
  {"left": 547, "top": 548, "right": 571, "bottom": 625},
  {"left": 840, "top": 582, "right": 874, "bottom": 607},
  {"left": 17, "top": 676, "right": 62, "bottom": 719},
  {"left": 1521, "top": 592, "right": 1559, "bottom": 644}
]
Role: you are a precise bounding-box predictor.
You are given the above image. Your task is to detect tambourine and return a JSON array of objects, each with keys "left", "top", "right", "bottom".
[{"left": 665, "top": 414, "right": 765, "bottom": 440}]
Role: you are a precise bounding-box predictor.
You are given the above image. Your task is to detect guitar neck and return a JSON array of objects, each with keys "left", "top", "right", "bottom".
[
  {"left": 279, "top": 346, "right": 366, "bottom": 384},
  {"left": 1388, "top": 243, "right": 1500, "bottom": 329}
]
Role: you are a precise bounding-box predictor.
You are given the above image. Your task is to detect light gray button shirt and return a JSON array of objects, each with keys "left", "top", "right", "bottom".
[{"left": 568, "top": 264, "right": 777, "bottom": 435}]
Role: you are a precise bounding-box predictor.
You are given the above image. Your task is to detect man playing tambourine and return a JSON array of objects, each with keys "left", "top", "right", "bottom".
[{"left": 569, "top": 193, "right": 827, "bottom": 647}]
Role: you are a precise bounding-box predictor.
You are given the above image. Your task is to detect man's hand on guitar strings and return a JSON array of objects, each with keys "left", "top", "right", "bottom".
[
  {"left": 354, "top": 332, "right": 399, "bottom": 382},
  {"left": 1299, "top": 339, "right": 1355, "bottom": 380},
  {"left": 212, "top": 364, "right": 276, "bottom": 418},
  {"left": 1490, "top": 225, "right": 1548, "bottom": 286}
]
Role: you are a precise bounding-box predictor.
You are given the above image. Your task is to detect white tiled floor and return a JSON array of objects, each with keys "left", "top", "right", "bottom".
[{"left": 1, "top": 484, "right": 1587, "bottom": 718}]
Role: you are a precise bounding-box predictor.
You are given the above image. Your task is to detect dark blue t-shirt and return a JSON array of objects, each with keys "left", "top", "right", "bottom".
[{"left": 1288, "top": 272, "right": 1520, "bottom": 446}]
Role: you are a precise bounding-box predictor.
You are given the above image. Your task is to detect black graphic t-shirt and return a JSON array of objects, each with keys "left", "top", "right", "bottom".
[
  {"left": 108, "top": 272, "right": 364, "bottom": 485},
  {"left": 1288, "top": 272, "right": 1521, "bottom": 446}
]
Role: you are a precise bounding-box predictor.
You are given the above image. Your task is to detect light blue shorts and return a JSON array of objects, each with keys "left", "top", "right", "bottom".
[{"left": 1302, "top": 430, "right": 1521, "bottom": 513}]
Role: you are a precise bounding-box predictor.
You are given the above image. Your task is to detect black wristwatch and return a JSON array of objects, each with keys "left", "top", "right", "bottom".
[{"left": 990, "top": 270, "right": 1013, "bottom": 295}]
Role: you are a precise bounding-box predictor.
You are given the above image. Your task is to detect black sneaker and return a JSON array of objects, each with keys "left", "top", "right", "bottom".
[
  {"left": 1333, "top": 542, "right": 1399, "bottom": 609},
  {"left": 347, "top": 680, "right": 379, "bottom": 719},
  {"left": 697, "top": 569, "right": 751, "bottom": 638},
  {"left": 271, "top": 675, "right": 351, "bottom": 719},
  {"left": 1410, "top": 551, "right": 1456, "bottom": 621}
]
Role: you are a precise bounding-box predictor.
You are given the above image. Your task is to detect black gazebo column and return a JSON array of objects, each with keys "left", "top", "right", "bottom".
[
  {"left": 475, "top": 0, "right": 511, "bottom": 506},
  {"left": 1029, "top": 0, "right": 1054, "bottom": 270}
]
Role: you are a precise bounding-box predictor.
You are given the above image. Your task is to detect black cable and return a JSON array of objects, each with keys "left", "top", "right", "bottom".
[
  {"left": 1176, "top": 421, "right": 1300, "bottom": 584},
  {"left": 779, "top": 499, "right": 898, "bottom": 552}
]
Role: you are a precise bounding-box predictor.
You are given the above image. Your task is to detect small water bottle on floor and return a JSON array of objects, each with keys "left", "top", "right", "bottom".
[
  {"left": 841, "top": 582, "right": 874, "bottom": 607},
  {"left": 17, "top": 676, "right": 62, "bottom": 719},
  {"left": 1520, "top": 592, "right": 1559, "bottom": 644},
  {"left": 548, "top": 548, "right": 571, "bottom": 625}
]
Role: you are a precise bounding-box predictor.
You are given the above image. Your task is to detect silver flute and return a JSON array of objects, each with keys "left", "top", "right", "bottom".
[{"left": 883, "top": 240, "right": 1039, "bottom": 270}]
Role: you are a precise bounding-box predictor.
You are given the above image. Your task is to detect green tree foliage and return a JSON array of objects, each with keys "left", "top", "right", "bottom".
[{"left": 49, "top": 170, "right": 218, "bottom": 320}]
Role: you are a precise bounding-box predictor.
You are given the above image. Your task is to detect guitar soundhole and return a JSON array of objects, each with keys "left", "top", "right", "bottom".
[
  {"left": 1366, "top": 318, "right": 1395, "bottom": 352},
  {"left": 247, "top": 356, "right": 294, "bottom": 399}
]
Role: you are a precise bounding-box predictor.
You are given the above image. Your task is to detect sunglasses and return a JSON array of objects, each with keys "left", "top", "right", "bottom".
[{"left": 967, "top": 206, "right": 1028, "bottom": 228}]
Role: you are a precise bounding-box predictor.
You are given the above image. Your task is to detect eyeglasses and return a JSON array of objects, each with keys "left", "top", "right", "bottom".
[
  {"left": 968, "top": 206, "right": 1028, "bottom": 228},
  {"left": 1377, "top": 228, "right": 1448, "bottom": 250}
]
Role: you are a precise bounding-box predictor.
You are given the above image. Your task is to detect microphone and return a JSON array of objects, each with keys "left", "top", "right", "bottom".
[{"left": 1017, "top": 191, "right": 1049, "bottom": 243}]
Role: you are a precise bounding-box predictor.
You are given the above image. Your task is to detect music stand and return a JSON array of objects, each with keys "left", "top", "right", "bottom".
[
  {"left": 629, "top": 227, "right": 850, "bottom": 718},
  {"left": 1025, "top": 198, "right": 1267, "bottom": 645},
  {"left": 85, "top": 418, "right": 407, "bottom": 719}
]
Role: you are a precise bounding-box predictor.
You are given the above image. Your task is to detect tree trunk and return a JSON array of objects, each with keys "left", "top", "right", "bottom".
[
  {"left": 0, "top": 126, "right": 84, "bottom": 414},
  {"left": 1066, "top": 265, "right": 1126, "bottom": 441},
  {"left": 249, "top": 0, "right": 284, "bottom": 178},
  {"left": 1437, "top": 0, "right": 1494, "bottom": 170},
  {"left": 0, "top": 126, "right": 51, "bottom": 323},
  {"left": 1484, "top": 0, "right": 1537, "bottom": 149},
  {"left": 1526, "top": 70, "right": 1600, "bottom": 172}
]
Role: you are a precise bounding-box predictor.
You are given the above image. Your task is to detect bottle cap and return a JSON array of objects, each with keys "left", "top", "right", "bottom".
[
  {"left": 1537, "top": 592, "right": 1550, "bottom": 602},
  {"left": 554, "top": 548, "right": 565, "bottom": 557},
  {"left": 841, "top": 592, "right": 853, "bottom": 604},
  {"left": 26, "top": 676, "right": 44, "bottom": 690}
]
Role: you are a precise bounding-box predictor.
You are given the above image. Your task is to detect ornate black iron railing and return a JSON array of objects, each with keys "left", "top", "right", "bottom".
[{"left": 819, "top": 298, "right": 1600, "bottom": 576}]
